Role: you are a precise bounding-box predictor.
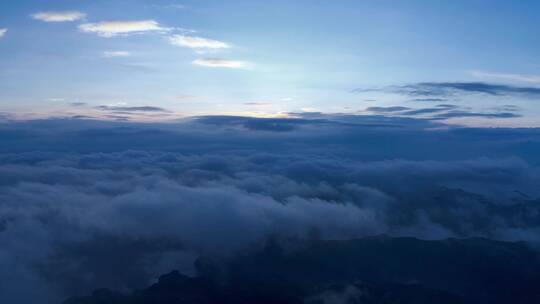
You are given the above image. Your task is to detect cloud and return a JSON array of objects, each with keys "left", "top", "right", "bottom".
[
  {"left": 102, "top": 51, "right": 131, "bottom": 58},
  {"left": 79, "top": 20, "right": 168, "bottom": 37},
  {"left": 365, "top": 106, "right": 410, "bottom": 113},
  {"left": 431, "top": 110, "right": 521, "bottom": 120},
  {"left": 471, "top": 70, "right": 540, "bottom": 85},
  {"left": 170, "top": 35, "right": 230, "bottom": 50},
  {"left": 193, "top": 58, "right": 248, "bottom": 68},
  {"left": 355, "top": 82, "right": 540, "bottom": 98},
  {"left": 1, "top": 115, "right": 540, "bottom": 302},
  {"left": 31, "top": 11, "right": 86, "bottom": 22},
  {"left": 0, "top": 139, "right": 540, "bottom": 303},
  {"left": 0, "top": 28, "right": 7, "bottom": 38},
  {"left": 69, "top": 102, "right": 87, "bottom": 107},
  {"left": 244, "top": 102, "right": 273, "bottom": 106},
  {"left": 400, "top": 107, "right": 451, "bottom": 116},
  {"left": 47, "top": 98, "right": 66, "bottom": 102},
  {"left": 363, "top": 104, "right": 520, "bottom": 120},
  {"left": 96, "top": 105, "right": 168, "bottom": 112},
  {"left": 410, "top": 98, "right": 447, "bottom": 102},
  {"left": 194, "top": 115, "right": 327, "bottom": 131},
  {"left": 493, "top": 105, "right": 521, "bottom": 112}
]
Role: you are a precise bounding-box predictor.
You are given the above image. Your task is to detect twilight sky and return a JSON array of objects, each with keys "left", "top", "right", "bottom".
[
  {"left": 3, "top": 2, "right": 540, "bottom": 303},
  {"left": 1, "top": 0, "right": 540, "bottom": 126}
]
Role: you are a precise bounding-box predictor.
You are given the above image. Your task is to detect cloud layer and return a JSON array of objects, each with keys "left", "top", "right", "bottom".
[{"left": 1, "top": 115, "right": 540, "bottom": 303}]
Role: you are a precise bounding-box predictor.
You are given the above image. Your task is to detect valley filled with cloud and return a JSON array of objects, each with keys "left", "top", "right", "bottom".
[{"left": 1, "top": 115, "right": 540, "bottom": 303}]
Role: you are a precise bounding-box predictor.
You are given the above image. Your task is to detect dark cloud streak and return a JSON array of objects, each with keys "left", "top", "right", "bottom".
[
  {"left": 96, "top": 105, "right": 169, "bottom": 112},
  {"left": 355, "top": 82, "right": 540, "bottom": 98}
]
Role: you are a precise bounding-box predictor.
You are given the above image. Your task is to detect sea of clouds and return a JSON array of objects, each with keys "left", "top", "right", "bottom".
[{"left": 1, "top": 114, "right": 539, "bottom": 303}]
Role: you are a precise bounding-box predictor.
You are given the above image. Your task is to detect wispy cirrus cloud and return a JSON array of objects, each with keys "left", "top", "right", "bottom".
[
  {"left": 431, "top": 110, "right": 521, "bottom": 120},
  {"left": 170, "top": 35, "right": 231, "bottom": 50},
  {"left": 471, "top": 70, "right": 540, "bottom": 85},
  {"left": 32, "top": 11, "right": 86, "bottom": 22},
  {"left": 193, "top": 58, "right": 248, "bottom": 69},
  {"left": 365, "top": 106, "right": 410, "bottom": 113},
  {"left": 411, "top": 98, "right": 447, "bottom": 102},
  {"left": 102, "top": 51, "right": 131, "bottom": 58},
  {"left": 355, "top": 82, "right": 540, "bottom": 98},
  {"left": 401, "top": 105, "right": 457, "bottom": 116},
  {"left": 79, "top": 20, "right": 168, "bottom": 37},
  {"left": 244, "top": 101, "right": 273, "bottom": 106},
  {"left": 0, "top": 28, "right": 7, "bottom": 38},
  {"left": 361, "top": 103, "right": 521, "bottom": 121}
]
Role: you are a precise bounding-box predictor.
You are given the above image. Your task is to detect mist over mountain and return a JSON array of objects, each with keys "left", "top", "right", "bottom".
[{"left": 1, "top": 115, "right": 540, "bottom": 303}]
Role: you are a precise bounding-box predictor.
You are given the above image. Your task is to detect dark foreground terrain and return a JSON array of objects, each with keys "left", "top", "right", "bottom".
[{"left": 64, "top": 236, "right": 540, "bottom": 304}]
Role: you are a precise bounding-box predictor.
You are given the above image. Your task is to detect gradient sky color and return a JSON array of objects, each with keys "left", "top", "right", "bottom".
[{"left": 1, "top": 0, "right": 540, "bottom": 125}]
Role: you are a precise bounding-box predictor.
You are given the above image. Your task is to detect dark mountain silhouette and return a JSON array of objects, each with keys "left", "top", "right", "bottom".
[{"left": 64, "top": 236, "right": 540, "bottom": 304}]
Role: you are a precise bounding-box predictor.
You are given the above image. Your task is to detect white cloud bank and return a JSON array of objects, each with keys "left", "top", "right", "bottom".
[
  {"left": 0, "top": 28, "right": 7, "bottom": 38},
  {"left": 193, "top": 58, "right": 248, "bottom": 68},
  {"left": 79, "top": 20, "right": 168, "bottom": 37},
  {"left": 170, "top": 35, "right": 230, "bottom": 50},
  {"left": 32, "top": 11, "right": 86, "bottom": 22}
]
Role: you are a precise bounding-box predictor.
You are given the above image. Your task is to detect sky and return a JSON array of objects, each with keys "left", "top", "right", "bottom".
[
  {"left": 1, "top": 0, "right": 540, "bottom": 125},
  {"left": 2, "top": 2, "right": 540, "bottom": 303}
]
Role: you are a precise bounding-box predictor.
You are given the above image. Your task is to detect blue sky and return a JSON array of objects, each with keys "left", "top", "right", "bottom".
[{"left": 1, "top": 0, "right": 540, "bottom": 125}]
